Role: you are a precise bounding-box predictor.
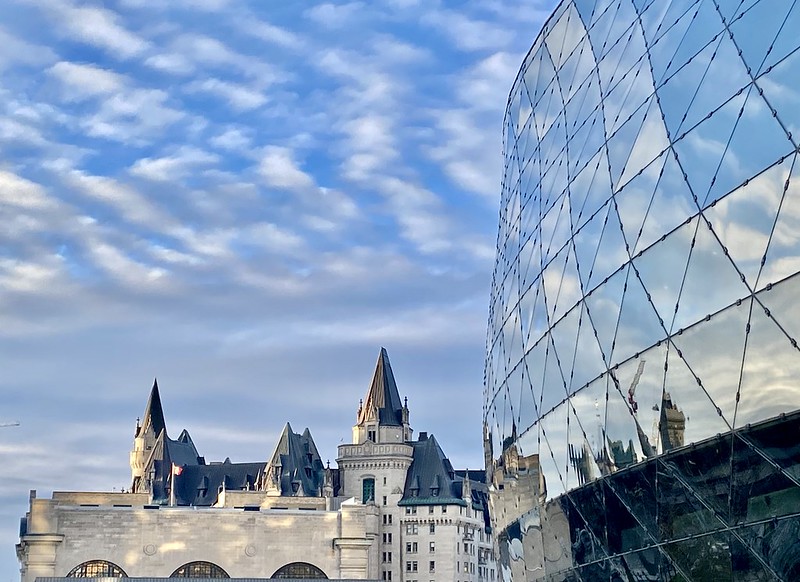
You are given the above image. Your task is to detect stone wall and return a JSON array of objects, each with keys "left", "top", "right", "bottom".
[{"left": 18, "top": 492, "right": 379, "bottom": 582}]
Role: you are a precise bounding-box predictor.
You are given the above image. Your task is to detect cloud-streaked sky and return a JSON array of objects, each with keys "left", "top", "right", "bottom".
[{"left": 0, "top": 0, "right": 555, "bottom": 579}]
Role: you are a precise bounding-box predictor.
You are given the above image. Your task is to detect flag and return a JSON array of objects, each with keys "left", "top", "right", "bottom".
[{"left": 172, "top": 463, "right": 183, "bottom": 476}]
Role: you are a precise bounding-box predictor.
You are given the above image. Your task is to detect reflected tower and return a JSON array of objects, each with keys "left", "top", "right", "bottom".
[{"left": 485, "top": 1, "right": 800, "bottom": 580}]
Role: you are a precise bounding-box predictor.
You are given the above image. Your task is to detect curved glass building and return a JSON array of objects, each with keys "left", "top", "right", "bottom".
[{"left": 484, "top": 1, "right": 800, "bottom": 580}]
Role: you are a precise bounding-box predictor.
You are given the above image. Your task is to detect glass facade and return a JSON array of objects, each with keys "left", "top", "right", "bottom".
[{"left": 484, "top": 0, "right": 800, "bottom": 580}]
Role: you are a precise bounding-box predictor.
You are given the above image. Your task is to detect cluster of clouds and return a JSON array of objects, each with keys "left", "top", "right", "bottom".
[{"left": 0, "top": 0, "right": 556, "bottom": 579}]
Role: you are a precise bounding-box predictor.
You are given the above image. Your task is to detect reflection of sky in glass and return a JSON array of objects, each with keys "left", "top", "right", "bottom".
[{"left": 486, "top": 0, "right": 800, "bottom": 508}]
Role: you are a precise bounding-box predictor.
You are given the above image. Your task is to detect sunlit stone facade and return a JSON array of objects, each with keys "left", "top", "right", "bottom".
[{"left": 484, "top": 1, "right": 800, "bottom": 580}]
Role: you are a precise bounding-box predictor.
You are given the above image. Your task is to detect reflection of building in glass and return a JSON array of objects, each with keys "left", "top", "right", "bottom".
[{"left": 484, "top": 1, "right": 800, "bottom": 579}]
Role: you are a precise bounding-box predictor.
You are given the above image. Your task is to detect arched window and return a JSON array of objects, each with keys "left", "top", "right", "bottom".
[
  {"left": 66, "top": 560, "right": 127, "bottom": 577},
  {"left": 170, "top": 561, "right": 229, "bottom": 578},
  {"left": 362, "top": 477, "right": 375, "bottom": 503},
  {"left": 271, "top": 562, "right": 327, "bottom": 579}
]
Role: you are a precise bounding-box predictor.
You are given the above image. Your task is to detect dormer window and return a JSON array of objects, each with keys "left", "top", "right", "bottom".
[
  {"left": 410, "top": 475, "right": 420, "bottom": 497},
  {"left": 196, "top": 476, "right": 208, "bottom": 498},
  {"left": 368, "top": 429, "right": 377, "bottom": 442},
  {"left": 430, "top": 474, "right": 441, "bottom": 497}
]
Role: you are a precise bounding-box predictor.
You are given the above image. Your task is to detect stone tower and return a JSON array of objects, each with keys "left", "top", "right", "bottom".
[
  {"left": 337, "top": 348, "right": 414, "bottom": 582},
  {"left": 129, "top": 379, "right": 166, "bottom": 490}
]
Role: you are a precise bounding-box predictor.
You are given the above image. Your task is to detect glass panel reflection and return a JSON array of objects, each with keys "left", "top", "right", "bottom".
[{"left": 487, "top": 0, "right": 800, "bottom": 578}]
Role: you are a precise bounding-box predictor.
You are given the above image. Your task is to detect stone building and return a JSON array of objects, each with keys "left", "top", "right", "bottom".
[{"left": 17, "top": 349, "right": 495, "bottom": 582}]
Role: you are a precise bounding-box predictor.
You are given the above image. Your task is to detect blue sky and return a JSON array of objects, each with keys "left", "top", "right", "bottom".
[{"left": 0, "top": 0, "right": 555, "bottom": 579}]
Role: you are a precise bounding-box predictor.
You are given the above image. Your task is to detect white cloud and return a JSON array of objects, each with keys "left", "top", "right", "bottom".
[
  {"left": 170, "top": 34, "right": 281, "bottom": 81},
  {"left": 130, "top": 147, "right": 220, "bottom": 182},
  {"left": 48, "top": 61, "right": 126, "bottom": 100},
  {"left": 63, "top": 169, "right": 172, "bottom": 228},
  {"left": 0, "top": 27, "right": 56, "bottom": 71},
  {"left": 377, "top": 176, "right": 453, "bottom": 254},
  {"left": 340, "top": 114, "right": 397, "bottom": 181},
  {"left": 258, "top": 146, "right": 315, "bottom": 190},
  {"left": 84, "top": 237, "right": 169, "bottom": 287},
  {"left": 185, "top": 78, "right": 268, "bottom": 111},
  {"left": 34, "top": 0, "right": 150, "bottom": 59},
  {"left": 304, "top": 2, "right": 365, "bottom": 28},
  {"left": 0, "top": 170, "right": 55, "bottom": 209},
  {"left": 237, "top": 18, "right": 303, "bottom": 50},
  {"left": 144, "top": 53, "right": 195, "bottom": 75},
  {"left": 84, "top": 88, "right": 185, "bottom": 144},
  {"left": 423, "top": 9, "right": 512, "bottom": 52},
  {"left": 238, "top": 222, "right": 306, "bottom": 254},
  {"left": 0, "top": 256, "right": 64, "bottom": 293},
  {"left": 209, "top": 127, "right": 254, "bottom": 152}
]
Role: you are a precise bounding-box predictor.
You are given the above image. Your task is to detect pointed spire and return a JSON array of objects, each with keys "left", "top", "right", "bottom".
[
  {"left": 359, "top": 347, "right": 404, "bottom": 426},
  {"left": 141, "top": 378, "right": 166, "bottom": 437}
]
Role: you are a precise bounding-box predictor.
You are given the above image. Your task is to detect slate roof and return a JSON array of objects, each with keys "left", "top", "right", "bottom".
[
  {"left": 358, "top": 347, "right": 404, "bottom": 426},
  {"left": 174, "top": 461, "right": 265, "bottom": 506},
  {"left": 137, "top": 379, "right": 166, "bottom": 438},
  {"left": 264, "top": 423, "right": 327, "bottom": 497},
  {"left": 398, "top": 432, "right": 467, "bottom": 506},
  {"left": 397, "top": 434, "right": 493, "bottom": 531},
  {"left": 166, "top": 430, "right": 202, "bottom": 467}
]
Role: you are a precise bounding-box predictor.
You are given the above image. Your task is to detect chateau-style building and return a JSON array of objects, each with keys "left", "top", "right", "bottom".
[{"left": 17, "top": 349, "right": 495, "bottom": 582}]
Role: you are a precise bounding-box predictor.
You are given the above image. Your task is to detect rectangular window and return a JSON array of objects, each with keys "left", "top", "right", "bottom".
[
  {"left": 429, "top": 541, "right": 435, "bottom": 553},
  {"left": 362, "top": 478, "right": 375, "bottom": 503},
  {"left": 406, "top": 561, "right": 418, "bottom": 572},
  {"left": 441, "top": 505, "right": 447, "bottom": 514},
  {"left": 381, "top": 570, "right": 391, "bottom": 580},
  {"left": 383, "top": 532, "right": 393, "bottom": 544},
  {"left": 383, "top": 495, "right": 387, "bottom": 506},
  {"left": 381, "top": 551, "right": 391, "bottom": 563},
  {"left": 429, "top": 561, "right": 435, "bottom": 573},
  {"left": 428, "top": 506, "right": 434, "bottom": 514},
  {"left": 429, "top": 524, "right": 435, "bottom": 534},
  {"left": 368, "top": 429, "right": 376, "bottom": 442},
  {"left": 406, "top": 524, "right": 418, "bottom": 535},
  {"left": 406, "top": 542, "right": 418, "bottom": 553}
]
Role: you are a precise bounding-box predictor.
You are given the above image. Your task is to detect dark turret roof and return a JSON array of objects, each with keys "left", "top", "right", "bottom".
[
  {"left": 139, "top": 378, "right": 166, "bottom": 437},
  {"left": 265, "top": 423, "right": 326, "bottom": 497},
  {"left": 358, "top": 347, "right": 404, "bottom": 426},
  {"left": 398, "top": 433, "right": 466, "bottom": 506}
]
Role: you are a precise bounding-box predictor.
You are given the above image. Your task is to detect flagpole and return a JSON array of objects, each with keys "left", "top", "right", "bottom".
[{"left": 170, "top": 464, "right": 175, "bottom": 507}]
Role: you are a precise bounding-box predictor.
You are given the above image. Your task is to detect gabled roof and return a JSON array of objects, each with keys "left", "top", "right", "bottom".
[
  {"left": 139, "top": 378, "right": 166, "bottom": 437},
  {"left": 399, "top": 433, "right": 466, "bottom": 506},
  {"left": 358, "top": 347, "right": 404, "bottom": 426}
]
